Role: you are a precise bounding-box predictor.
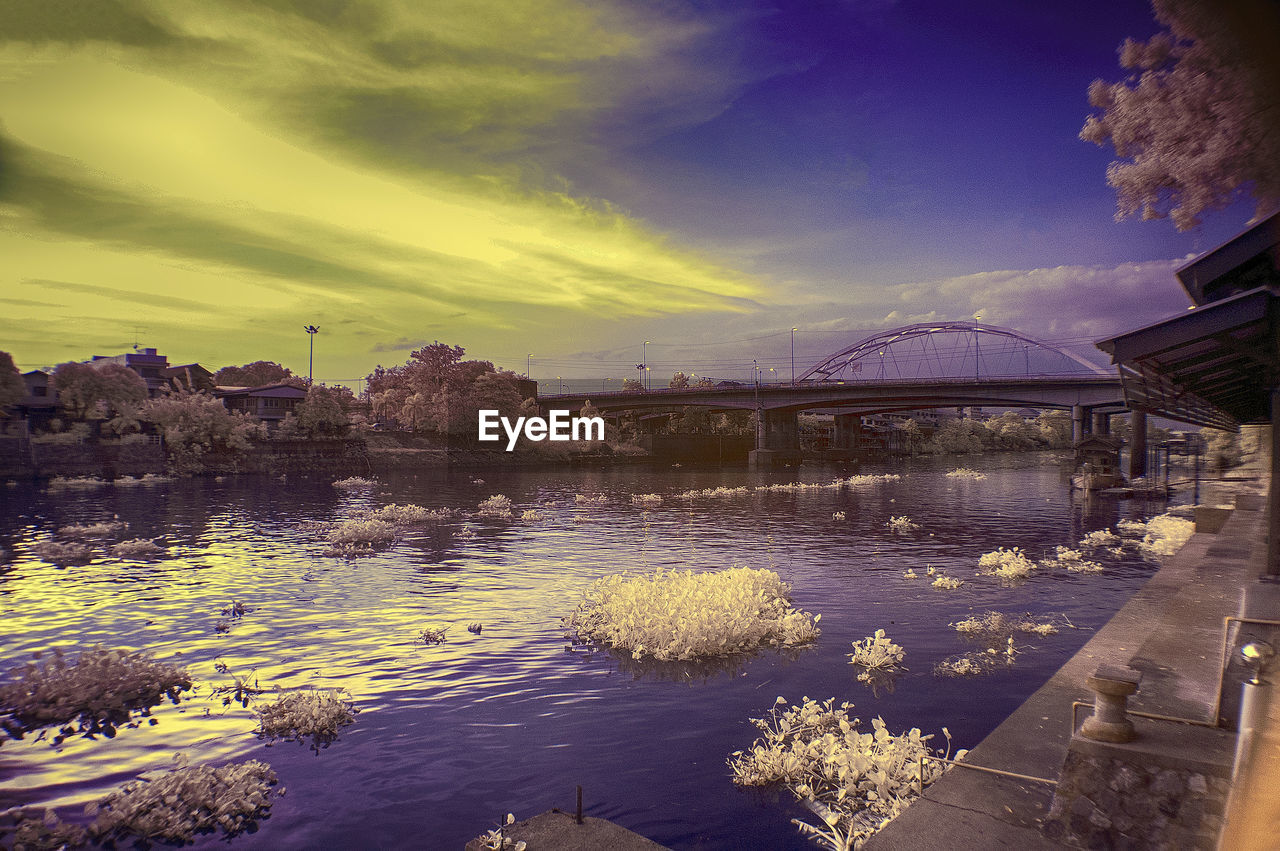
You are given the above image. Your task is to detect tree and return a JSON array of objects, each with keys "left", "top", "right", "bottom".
[
  {"left": 430, "top": 371, "right": 523, "bottom": 434},
  {"left": 0, "top": 351, "right": 23, "bottom": 410},
  {"left": 52, "top": 361, "right": 148, "bottom": 423},
  {"left": 668, "top": 372, "right": 690, "bottom": 389},
  {"left": 1081, "top": 0, "right": 1280, "bottom": 229},
  {"left": 141, "top": 389, "right": 261, "bottom": 474},
  {"left": 295, "top": 385, "right": 353, "bottom": 438},
  {"left": 621, "top": 378, "right": 644, "bottom": 392},
  {"left": 214, "top": 361, "right": 294, "bottom": 387}
]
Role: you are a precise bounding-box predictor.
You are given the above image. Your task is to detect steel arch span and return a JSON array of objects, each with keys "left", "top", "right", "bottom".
[{"left": 798, "top": 321, "right": 1111, "bottom": 383}]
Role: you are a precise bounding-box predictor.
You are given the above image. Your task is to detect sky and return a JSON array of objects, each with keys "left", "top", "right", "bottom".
[{"left": 0, "top": 0, "right": 1261, "bottom": 389}]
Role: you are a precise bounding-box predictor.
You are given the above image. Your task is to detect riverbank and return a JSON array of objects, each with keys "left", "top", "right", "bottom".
[{"left": 867, "top": 470, "right": 1270, "bottom": 849}]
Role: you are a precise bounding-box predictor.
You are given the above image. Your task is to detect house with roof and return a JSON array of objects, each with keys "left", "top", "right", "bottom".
[
  {"left": 216, "top": 383, "right": 307, "bottom": 424},
  {"left": 162, "top": 363, "right": 215, "bottom": 393}
]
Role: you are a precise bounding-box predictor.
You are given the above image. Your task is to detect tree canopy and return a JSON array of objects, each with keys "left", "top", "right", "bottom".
[
  {"left": 0, "top": 352, "right": 23, "bottom": 410},
  {"left": 52, "top": 361, "right": 148, "bottom": 422},
  {"left": 1081, "top": 0, "right": 1280, "bottom": 229},
  {"left": 214, "top": 361, "right": 295, "bottom": 387},
  {"left": 366, "top": 342, "right": 523, "bottom": 434}
]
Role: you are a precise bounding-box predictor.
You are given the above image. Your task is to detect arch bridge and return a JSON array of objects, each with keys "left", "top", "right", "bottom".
[{"left": 543, "top": 322, "right": 1130, "bottom": 459}]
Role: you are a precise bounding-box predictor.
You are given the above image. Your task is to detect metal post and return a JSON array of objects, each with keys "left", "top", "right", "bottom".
[
  {"left": 791, "top": 327, "right": 797, "bottom": 385},
  {"left": 527, "top": 353, "right": 532, "bottom": 378},
  {"left": 1130, "top": 409, "right": 1148, "bottom": 479},
  {"left": 643, "top": 341, "right": 650, "bottom": 390},
  {"left": 304, "top": 325, "right": 320, "bottom": 384}
]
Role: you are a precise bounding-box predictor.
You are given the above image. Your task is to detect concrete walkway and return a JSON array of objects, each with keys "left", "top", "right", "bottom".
[{"left": 867, "top": 477, "right": 1268, "bottom": 850}]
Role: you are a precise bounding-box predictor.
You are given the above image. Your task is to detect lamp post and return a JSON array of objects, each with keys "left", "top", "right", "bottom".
[
  {"left": 643, "top": 341, "right": 651, "bottom": 389},
  {"left": 558, "top": 376, "right": 564, "bottom": 394},
  {"left": 527, "top": 353, "right": 532, "bottom": 378},
  {"left": 603, "top": 378, "right": 611, "bottom": 392},
  {"left": 791, "top": 327, "right": 798, "bottom": 384},
  {"left": 303, "top": 325, "right": 320, "bottom": 384},
  {"left": 645, "top": 366, "right": 650, "bottom": 390},
  {"left": 768, "top": 367, "right": 776, "bottom": 384}
]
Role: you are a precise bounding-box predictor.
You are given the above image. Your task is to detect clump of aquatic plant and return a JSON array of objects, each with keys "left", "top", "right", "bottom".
[
  {"left": 113, "top": 473, "right": 174, "bottom": 486},
  {"left": 575, "top": 493, "right": 608, "bottom": 505},
  {"left": 840, "top": 474, "right": 902, "bottom": 486},
  {"left": 728, "top": 696, "right": 963, "bottom": 850},
  {"left": 367, "top": 503, "right": 456, "bottom": 526},
  {"left": 951, "top": 611, "right": 1066, "bottom": 640},
  {"left": 565, "top": 567, "right": 820, "bottom": 661},
  {"left": 902, "top": 568, "right": 918, "bottom": 579},
  {"left": 1116, "top": 519, "right": 1148, "bottom": 537},
  {"left": 418, "top": 627, "right": 449, "bottom": 645},
  {"left": 631, "top": 493, "right": 663, "bottom": 507},
  {"left": 976, "top": 547, "right": 1035, "bottom": 580},
  {"left": 10, "top": 807, "right": 88, "bottom": 848},
  {"left": 110, "top": 538, "right": 165, "bottom": 559},
  {"left": 945, "top": 468, "right": 986, "bottom": 480},
  {"left": 468, "top": 622, "right": 483, "bottom": 634},
  {"left": 57, "top": 519, "right": 128, "bottom": 539},
  {"left": 520, "top": 509, "right": 545, "bottom": 522},
  {"left": 477, "top": 494, "right": 514, "bottom": 518},
  {"left": 677, "top": 486, "right": 751, "bottom": 499},
  {"left": 885, "top": 516, "right": 920, "bottom": 533},
  {"left": 256, "top": 689, "right": 356, "bottom": 749},
  {"left": 476, "top": 813, "right": 527, "bottom": 851},
  {"left": 87, "top": 756, "right": 280, "bottom": 844},
  {"left": 0, "top": 646, "right": 191, "bottom": 745},
  {"left": 332, "top": 476, "right": 377, "bottom": 489},
  {"left": 935, "top": 638, "right": 1020, "bottom": 678},
  {"left": 1141, "top": 514, "right": 1196, "bottom": 556},
  {"left": 31, "top": 540, "right": 93, "bottom": 565},
  {"left": 221, "top": 600, "right": 251, "bottom": 619},
  {"left": 931, "top": 574, "right": 963, "bottom": 590},
  {"left": 456, "top": 526, "right": 477, "bottom": 539},
  {"left": 47, "top": 476, "right": 109, "bottom": 490},
  {"left": 848, "top": 630, "right": 906, "bottom": 681},
  {"left": 1039, "top": 546, "right": 1103, "bottom": 573},
  {"left": 324, "top": 518, "right": 396, "bottom": 555},
  {"left": 208, "top": 663, "right": 264, "bottom": 708},
  {"left": 832, "top": 511, "right": 846, "bottom": 520},
  {"left": 1079, "top": 529, "right": 1121, "bottom": 549}
]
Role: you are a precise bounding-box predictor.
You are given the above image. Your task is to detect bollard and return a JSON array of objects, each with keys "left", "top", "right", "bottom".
[
  {"left": 1233, "top": 641, "right": 1274, "bottom": 778},
  {"left": 1080, "top": 664, "right": 1142, "bottom": 743}
]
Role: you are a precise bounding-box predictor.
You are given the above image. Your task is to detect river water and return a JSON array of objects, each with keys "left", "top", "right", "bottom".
[{"left": 0, "top": 454, "right": 1182, "bottom": 849}]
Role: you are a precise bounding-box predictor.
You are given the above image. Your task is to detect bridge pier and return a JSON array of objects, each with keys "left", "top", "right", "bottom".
[
  {"left": 1092, "top": 411, "right": 1110, "bottom": 435},
  {"left": 833, "top": 413, "right": 862, "bottom": 450},
  {"left": 749, "top": 409, "right": 801, "bottom": 467},
  {"left": 1072, "top": 405, "right": 1090, "bottom": 444},
  {"left": 1129, "top": 409, "right": 1148, "bottom": 479}
]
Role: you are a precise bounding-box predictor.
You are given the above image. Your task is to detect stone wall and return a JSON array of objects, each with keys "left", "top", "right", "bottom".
[{"left": 29, "top": 441, "right": 166, "bottom": 478}]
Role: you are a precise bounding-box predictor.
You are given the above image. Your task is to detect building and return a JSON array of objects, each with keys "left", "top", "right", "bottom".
[
  {"left": 162, "top": 363, "right": 216, "bottom": 393},
  {"left": 90, "top": 347, "right": 170, "bottom": 394},
  {"left": 216, "top": 383, "right": 307, "bottom": 424}
]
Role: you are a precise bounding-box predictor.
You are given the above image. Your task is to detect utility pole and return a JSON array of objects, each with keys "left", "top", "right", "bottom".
[
  {"left": 791, "top": 327, "right": 798, "bottom": 384},
  {"left": 304, "top": 325, "right": 320, "bottom": 384}
]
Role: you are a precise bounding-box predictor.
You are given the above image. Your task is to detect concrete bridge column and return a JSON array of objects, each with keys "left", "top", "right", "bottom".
[
  {"left": 833, "top": 413, "right": 862, "bottom": 450},
  {"left": 749, "top": 409, "right": 800, "bottom": 466},
  {"left": 1072, "top": 405, "right": 1087, "bottom": 444},
  {"left": 1092, "top": 411, "right": 1110, "bottom": 436},
  {"left": 1129, "top": 409, "right": 1147, "bottom": 479}
]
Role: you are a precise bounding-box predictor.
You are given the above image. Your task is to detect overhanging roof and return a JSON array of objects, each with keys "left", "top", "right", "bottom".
[{"left": 1096, "top": 286, "right": 1279, "bottom": 431}]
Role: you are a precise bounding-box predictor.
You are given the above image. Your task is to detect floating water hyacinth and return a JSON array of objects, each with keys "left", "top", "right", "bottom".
[
  {"left": 885, "top": 515, "right": 921, "bottom": 533},
  {"left": 47, "top": 476, "right": 109, "bottom": 490},
  {"left": 1078, "top": 529, "right": 1121, "bottom": 549},
  {"left": 0, "top": 646, "right": 192, "bottom": 745},
  {"left": 87, "top": 756, "right": 280, "bottom": 844},
  {"left": 676, "top": 486, "right": 751, "bottom": 499},
  {"left": 332, "top": 476, "right": 378, "bottom": 489},
  {"left": 418, "top": 627, "right": 449, "bottom": 645},
  {"left": 848, "top": 629, "right": 906, "bottom": 681},
  {"left": 902, "top": 568, "right": 919, "bottom": 579},
  {"left": 931, "top": 574, "right": 963, "bottom": 590},
  {"left": 832, "top": 511, "right": 846, "bottom": 520},
  {"left": 728, "top": 697, "right": 963, "bottom": 849},
  {"left": 366, "top": 503, "right": 456, "bottom": 526},
  {"left": 631, "top": 493, "right": 663, "bottom": 507},
  {"left": 57, "top": 520, "right": 128, "bottom": 539},
  {"left": 1040, "top": 546, "right": 1103, "bottom": 573},
  {"left": 256, "top": 689, "right": 356, "bottom": 750},
  {"left": 31, "top": 540, "right": 93, "bottom": 565},
  {"left": 324, "top": 518, "right": 396, "bottom": 556},
  {"left": 951, "top": 611, "right": 1064, "bottom": 640},
  {"left": 842, "top": 474, "right": 902, "bottom": 486},
  {"left": 112, "top": 473, "right": 174, "bottom": 486},
  {"left": 565, "top": 567, "right": 820, "bottom": 661},
  {"left": 519, "top": 509, "right": 545, "bottom": 522},
  {"left": 1140, "top": 514, "right": 1196, "bottom": 556},
  {"left": 574, "top": 493, "right": 609, "bottom": 505},
  {"left": 935, "top": 638, "right": 1020, "bottom": 677},
  {"left": 976, "top": 547, "right": 1035, "bottom": 580},
  {"left": 1116, "top": 519, "right": 1148, "bottom": 537},
  {"left": 945, "top": 468, "right": 986, "bottom": 480},
  {"left": 110, "top": 538, "right": 165, "bottom": 559},
  {"left": 477, "top": 495, "right": 514, "bottom": 518}
]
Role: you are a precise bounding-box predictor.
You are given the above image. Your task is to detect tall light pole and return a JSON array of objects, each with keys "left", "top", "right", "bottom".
[
  {"left": 603, "top": 378, "right": 611, "bottom": 392},
  {"left": 558, "top": 375, "right": 563, "bottom": 394},
  {"left": 643, "top": 341, "right": 651, "bottom": 389},
  {"left": 791, "top": 327, "right": 798, "bottom": 385},
  {"left": 527, "top": 353, "right": 532, "bottom": 378},
  {"left": 304, "top": 325, "right": 320, "bottom": 384}
]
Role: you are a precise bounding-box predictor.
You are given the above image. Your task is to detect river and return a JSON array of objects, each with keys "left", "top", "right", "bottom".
[{"left": 0, "top": 453, "right": 1183, "bottom": 849}]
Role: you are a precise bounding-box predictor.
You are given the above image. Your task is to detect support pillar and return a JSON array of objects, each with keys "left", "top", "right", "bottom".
[
  {"left": 1092, "top": 411, "right": 1110, "bottom": 436},
  {"left": 833, "top": 413, "right": 862, "bottom": 450},
  {"left": 1129, "top": 409, "right": 1148, "bottom": 480},
  {"left": 1072, "top": 405, "right": 1086, "bottom": 445},
  {"left": 750, "top": 409, "right": 800, "bottom": 466}
]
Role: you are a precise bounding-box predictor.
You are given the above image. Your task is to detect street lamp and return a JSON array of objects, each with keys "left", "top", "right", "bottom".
[
  {"left": 645, "top": 366, "right": 650, "bottom": 390},
  {"left": 791, "top": 327, "right": 798, "bottom": 385},
  {"left": 303, "top": 325, "right": 320, "bottom": 384},
  {"left": 603, "top": 378, "right": 612, "bottom": 392},
  {"left": 768, "top": 367, "right": 776, "bottom": 384},
  {"left": 558, "top": 375, "right": 564, "bottom": 394},
  {"left": 643, "top": 341, "right": 651, "bottom": 389},
  {"left": 527, "top": 353, "right": 532, "bottom": 378}
]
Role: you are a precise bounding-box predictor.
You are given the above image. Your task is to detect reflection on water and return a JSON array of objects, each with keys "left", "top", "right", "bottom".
[{"left": 0, "top": 454, "right": 1180, "bottom": 849}]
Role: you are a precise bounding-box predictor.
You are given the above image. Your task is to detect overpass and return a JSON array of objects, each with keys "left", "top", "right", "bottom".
[{"left": 538, "top": 322, "right": 1127, "bottom": 462}]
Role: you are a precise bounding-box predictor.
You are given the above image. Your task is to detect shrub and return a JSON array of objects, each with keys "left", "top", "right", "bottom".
[
  {"left": 848, "top": 629, "right": 906, "bottom": 681},
  {"left": 0, "top": 646, "right": 191, "bottom": 745},
  {"left": 110, "top": 539, "right": 165, "bottom": 559},
  {"left": 565, "top": 567, "right": 820, "bottom": 661},
  {"left": 728, "top": 697, "right": 963, "bottom": 849},
  {"left": 88, "top": 757, "right": 279, "bottom": 844},
  {"left": 477, "top": 495, "right": 514, "bottom": 518},
  {"left": 977, "top": 547, "right": 1035, "bottom": 580},
  {"left": 256, "top": 690, "right": 356, "bottom": 749},
  {"left": 58, "top": 520, "right": 128, "bottom": 540},
  {"left": 31, "top": 540, "right": 93, "bottom": 565}
]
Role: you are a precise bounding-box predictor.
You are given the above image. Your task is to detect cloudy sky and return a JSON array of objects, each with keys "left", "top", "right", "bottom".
[{"left": 0, "top": 0, "right": 1259, "bottom": 387}]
